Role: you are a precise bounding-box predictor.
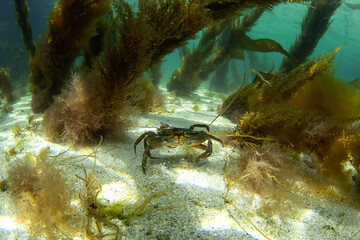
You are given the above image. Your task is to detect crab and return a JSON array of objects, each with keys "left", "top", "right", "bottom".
[{"left": 134, "top": 124, "right": 223, "bottom": 174}]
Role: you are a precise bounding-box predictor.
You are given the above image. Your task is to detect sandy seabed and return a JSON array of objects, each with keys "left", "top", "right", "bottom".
[{"left": 0, "top": 89, "right": 359, "bottom": 240}]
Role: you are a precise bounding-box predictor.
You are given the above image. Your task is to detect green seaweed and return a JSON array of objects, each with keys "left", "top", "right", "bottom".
[
  {"left": 345, "top": 2, "right": 360, "bottom": 9},
  {"left": 76, "top": 164, "right": 121, "bottom": 239},
  {"left": 75, "top": 136, "right": 185, "bottom": 238},
  {"left": 11, "top": 124, "right": 25, "bottom": 137},
  {"left": 101, "top": 183, "right": 186, "bottom": 226}
]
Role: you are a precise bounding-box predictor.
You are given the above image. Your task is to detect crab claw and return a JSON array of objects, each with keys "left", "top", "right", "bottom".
[{"left": 189, "top": 124, "right": 210, "bottom": 132}]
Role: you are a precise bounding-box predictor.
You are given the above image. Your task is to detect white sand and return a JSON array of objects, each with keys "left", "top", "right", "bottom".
[{"left": 0, "top": 89, "right": 359, "bottom": 240}]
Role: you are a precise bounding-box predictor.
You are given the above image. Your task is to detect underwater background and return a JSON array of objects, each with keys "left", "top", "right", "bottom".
[
  {"left": 1, "top": 0, "right": 360, "bottom": 239},
  {"left": 1, "top": 0, "right": 360, "bottom": 88},
  {"left": 161, "top": 2, "right": 360, "bottom": 84},
  {"left": 126, "top": 1, "right": 360, "bottom": 85}
]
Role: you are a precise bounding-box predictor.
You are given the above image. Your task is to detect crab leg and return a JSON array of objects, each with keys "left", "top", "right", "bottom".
[
  {"left": 142, "top": 137, "right": 156, "bottom": 174},
  {"left": 194, "top": 138, "right": 213, "bottom": 162},
  {"left": 142, "top": 139, "right": 161, "bottom": 174},
  {"left": 142, "top": 151, "right": 150, "bottom": 174},
  {"left": 142, "top": 138, "right": 150, "bottom": 174},
  {"left": 191, "top": 144, "right": 207, "bottom": 151},
  {"left": 134, "top": 132, "right": 149, "bottom": 155},
  {"left": 209, "top": 135, "right": 224, "bottom": 147}
]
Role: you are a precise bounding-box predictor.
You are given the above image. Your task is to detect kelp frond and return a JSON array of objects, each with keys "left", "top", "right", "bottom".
[
  {"left": 13, "top": 0, "right": 36, "bottom": 57},
  {"left": 280, "top": 0, "right": 342, "bottom": 72},
  {"left": 167, "top": 21, "right": 228, "bottom": 96},
  {"left": 205, "top": 0, "right": 305, "bottom": 21}
]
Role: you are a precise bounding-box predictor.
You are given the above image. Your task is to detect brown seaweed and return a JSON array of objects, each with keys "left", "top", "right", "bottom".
[
  {"left": 42, "top": 0, "right": 307, "bottom": 144},
  {"left": 29, "top": 0, "right": 111, "bottom": 113},
  {"left": 221, "top": 48, "right": 360, "bottom": 195},
  {"left": 168, "top": 7, "right": 269, "bottom": 96},
  {"left": 150, "top": 63, "right": 163, "bottom": 87},
  {"left": 228, "top": 31, "right": 291, "bottom": 59},
  {"left": 7, "top": 148, "right": 77, "bottom": 238},
  {"left": 280, "top": 0, "right": 342, "bottom": 72},
  {"left": 166, "top": 21, "right": 227, "bottom": 96},
  {"left": 13, "top": 0, "right": 36, "bottom": 57},
  {"left": 345, "top": 2, "right": 360, "bottom": 9},
  {"left": 0, "top": 67, "right": 16, "bottom": 102},
  {"left": 200, "top": 8, "right": 266, "bottom": 89}
]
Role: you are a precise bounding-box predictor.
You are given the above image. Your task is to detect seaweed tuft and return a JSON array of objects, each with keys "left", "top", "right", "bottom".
[
  {"left": 43, "top": 70, "right": 133, "bottom": 145},
  {"left": 7, "top": 148, "right": 77, "bottom": 238},
  {"left": 29, "top": 0, "right": 111, "bottom": 113},
  {"left": 221, "top": 48, "right": 360, "bottom": 196},
  {"left": 0, "top": 67, "right": 17, "bottom": 102}
]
